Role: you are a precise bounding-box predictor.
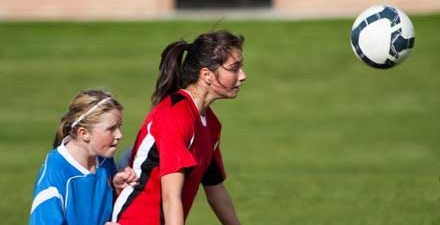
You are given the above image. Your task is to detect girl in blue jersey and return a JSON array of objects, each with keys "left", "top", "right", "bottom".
[{"left": 30, "top": 89, "right": 138, "bottom": 225}]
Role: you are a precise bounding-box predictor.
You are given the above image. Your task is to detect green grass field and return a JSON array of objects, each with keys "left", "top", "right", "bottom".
[{"left": 1, "top": 14, "right": 440, "bottom": 224}]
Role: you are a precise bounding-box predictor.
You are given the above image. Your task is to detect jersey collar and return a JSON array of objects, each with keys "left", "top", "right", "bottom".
[{"left": 57, "top": 137, "right": 99, "bottom": 175}]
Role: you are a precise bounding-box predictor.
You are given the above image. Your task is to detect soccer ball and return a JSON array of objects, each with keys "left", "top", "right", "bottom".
[{"left": 350, "top": 5, "right": 415, "bottom": 69}]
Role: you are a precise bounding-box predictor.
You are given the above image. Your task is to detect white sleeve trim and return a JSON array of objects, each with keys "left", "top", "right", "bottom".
[
  {"left": 37, "top": 155, "right": 49, "bottom": 185},
  {"left": 30, "top": 187, "right": 64, "bottom": 214}
]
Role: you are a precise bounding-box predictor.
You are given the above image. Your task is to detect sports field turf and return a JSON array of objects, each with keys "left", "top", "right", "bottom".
[{"left": 1, "top": 14, "right": 439, "bottom": 224}]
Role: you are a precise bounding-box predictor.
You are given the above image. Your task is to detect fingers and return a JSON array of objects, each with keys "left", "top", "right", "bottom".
[
  {"left": 113, "top": 167, "right": 139, "bottom": 189},
  {"left": 116, "top": 167, "right": 138, "bottom": 188},
  {"left": 124, "top": 167, "right": 139, "bottom": 184}
]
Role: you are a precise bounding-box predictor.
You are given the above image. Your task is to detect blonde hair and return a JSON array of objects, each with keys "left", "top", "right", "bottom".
[{"left": 53, "top": 89, "right": 123, "bottom": 148}]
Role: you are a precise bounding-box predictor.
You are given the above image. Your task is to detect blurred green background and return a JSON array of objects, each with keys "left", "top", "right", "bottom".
[{"left": 1, "top": 14, "right": 439, "bottom": 224}]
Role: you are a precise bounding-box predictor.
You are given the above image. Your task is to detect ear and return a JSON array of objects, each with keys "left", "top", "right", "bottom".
[
  {"left": 200, "top": 67, "right": 214, "bottom": 85},
  {"left": 77, "top": 127, "right": 91, "bottom": 142}
]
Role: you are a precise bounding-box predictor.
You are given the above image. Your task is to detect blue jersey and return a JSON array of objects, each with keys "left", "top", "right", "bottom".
[{"left": 30, "top": 144, "right": 117, "bottom": 225}]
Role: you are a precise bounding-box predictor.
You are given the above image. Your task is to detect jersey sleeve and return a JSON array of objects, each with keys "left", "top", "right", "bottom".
[
  {"left": 29, "top": 152, "right": 66, "bottom": 225},
  {"left": 202, "top": 147, "right": 226, "bottom": 186},
  {"left": 30, "top": 187, "right": 65, "bottom": 225},
  {"left": 154, "top": 104, "right": 197, "bottom": 177}
]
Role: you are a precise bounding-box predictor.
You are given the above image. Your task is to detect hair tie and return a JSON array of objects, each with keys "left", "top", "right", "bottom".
[{"left": 185, "top": 43, "right": 192, "bottom": 51}]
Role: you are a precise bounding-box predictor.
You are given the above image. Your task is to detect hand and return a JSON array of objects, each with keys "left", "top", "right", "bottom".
[
  {"left": 113, "top": 167, "right": 139, "bottom": 193},
  {"left": 105, "top": 222, "right": 120, "bottom": 225}
]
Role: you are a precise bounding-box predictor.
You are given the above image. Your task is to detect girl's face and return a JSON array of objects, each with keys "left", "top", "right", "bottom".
[
  {"left": 212, "top": 48, "right": 247, "bottom": 99},
  {"left": 87, "top": 109, "right": 123, "bottom": 158}
]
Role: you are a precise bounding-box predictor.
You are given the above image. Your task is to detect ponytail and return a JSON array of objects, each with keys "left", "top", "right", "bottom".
[
  {"left": 52, "top": 114, "right": 71, "bottom": 148},
  {"left": 151, "top": 40, "right": 189, "bottom": 106}
]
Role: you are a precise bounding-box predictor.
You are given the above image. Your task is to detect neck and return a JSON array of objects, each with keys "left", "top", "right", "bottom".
[
  {"left": 65, "top": 140, "right": 97, "bottom": 172},
  {"left": 184, "top": 86, "right": 211, "bottom": 115}
]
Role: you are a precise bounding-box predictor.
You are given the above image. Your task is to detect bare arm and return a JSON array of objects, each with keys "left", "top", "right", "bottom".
[
  {"left": 161, "top": 172, "right": 185, "bottom": 225},
  {"left": 204, "top": 183, "right": 241, "bottom": 225}
]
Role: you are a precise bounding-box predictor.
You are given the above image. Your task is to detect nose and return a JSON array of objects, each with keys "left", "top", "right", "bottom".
[
  {"left": 238, "top": 68, "right": 247, "bottom": 83},
  {"left": 115, "top": 128, "right": 123, "bottom": 140}
]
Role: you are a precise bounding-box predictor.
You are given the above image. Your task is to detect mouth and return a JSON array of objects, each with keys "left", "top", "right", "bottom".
[{"left": 110, "top": 143, "right": 119, "bottom": 148}]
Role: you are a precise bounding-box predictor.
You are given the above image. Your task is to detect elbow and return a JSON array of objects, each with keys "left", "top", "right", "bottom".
[{"left": 162, "top": 192, "right": 181, "bottom": 209}]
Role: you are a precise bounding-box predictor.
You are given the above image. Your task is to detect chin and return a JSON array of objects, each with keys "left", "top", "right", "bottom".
[
  {"left": 216, "top": 90, "right": 239, "bottom": 100},
  {"left": 230, "top": 91, "right": 240, "bottom": 98},
  {"left": 222, "top": 94, "right": 237, "bottom": 99},
  {"left": 103, "top": 148, "right": 117, "bottom": 158}
]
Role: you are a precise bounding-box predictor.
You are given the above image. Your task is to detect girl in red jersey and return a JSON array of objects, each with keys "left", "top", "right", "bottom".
[{"left": 112, "top": 30, "right": 246, "bottom": 225}]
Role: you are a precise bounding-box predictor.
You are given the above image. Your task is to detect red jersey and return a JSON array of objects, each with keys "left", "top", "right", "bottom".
[{"left": 113, "top": 90, "right": 226, "bottom": 225}]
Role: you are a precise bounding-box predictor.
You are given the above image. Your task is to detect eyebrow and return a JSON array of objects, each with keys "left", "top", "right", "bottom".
[{"left": 227, "top": 58, "right": 244, "bottom": 67}]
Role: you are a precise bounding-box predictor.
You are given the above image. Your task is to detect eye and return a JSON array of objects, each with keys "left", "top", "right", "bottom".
[
  {"left": 234, "top": 63, "right": 244, "bottom": 73},
  {"left": 108, "top": 123, "right": 122, "bottom": 131},
  {"left": 230, "top": 65, "right": 240, "bottom": 72}
]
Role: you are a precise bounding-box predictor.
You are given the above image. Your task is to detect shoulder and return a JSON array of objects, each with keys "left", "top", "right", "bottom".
[
  {"left": 32, "top": 151, "right": 68, "bottom": 204},
  {"left": 35, "top": 149, "right": 80, "bottom": 190},
  {"left": 41, "top": 149, "right": 68, "bottom": 177},
  {"left": 161, "top": 92, "right": 195, "bottom": 115},
  {"left": 151, "top": 92, "right": 197, "bottom": 127}
]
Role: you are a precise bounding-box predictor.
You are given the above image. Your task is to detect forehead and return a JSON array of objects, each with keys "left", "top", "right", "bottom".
[
  {"left": 225, "top": 48, "right": 243, "bottom": 64},
  {"left": 94, "top": 109, "right": 122, "bottom": 125}
]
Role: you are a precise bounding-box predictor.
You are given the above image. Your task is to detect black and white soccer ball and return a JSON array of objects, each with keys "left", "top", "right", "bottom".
[{"left": 350, "top": 5, "right": 415, "bottom": 69}]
